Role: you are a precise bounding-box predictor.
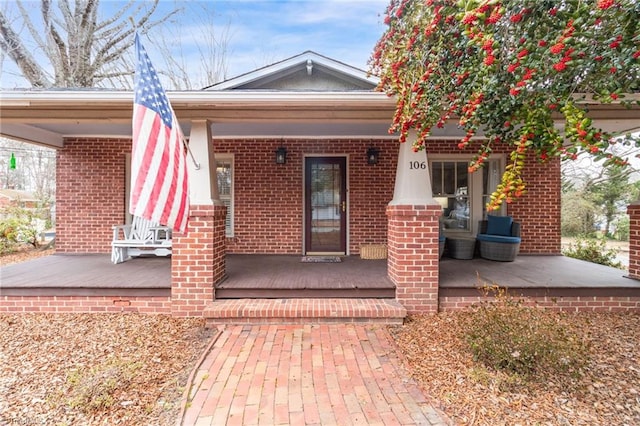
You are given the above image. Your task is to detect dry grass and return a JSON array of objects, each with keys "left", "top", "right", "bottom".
[
  {"left": 0, "top": 313, "right": 214, "bottom": 425},
  {"left": 391, "top": 311, "right": 640, "bottom": 425},
  {"left": 1, "top": 248, "right": 215, "bottom": 425},
  {"left": 0, "top": 246, "right": 55, "bottom": 266}
]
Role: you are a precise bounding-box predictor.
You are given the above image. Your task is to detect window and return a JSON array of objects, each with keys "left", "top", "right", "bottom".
[
  {"left": 430, "top": 157, "right": 502, "bottom": 233},
  {"left": 216, "top": 155, "right": 234, "bottom": 237},
  {"left": 432, "top": 161, "right": 470, "bottom": 230}
]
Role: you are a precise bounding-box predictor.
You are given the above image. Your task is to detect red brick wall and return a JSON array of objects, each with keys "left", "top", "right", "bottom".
[
  {"left": 56, "top": 138, "right": 129, "bottom": 253},
  {"left": 627, "top": 204, "right": 640, "bottom": 279},
  {"left": 439, "top": 295, "right": 640, "bottom": 312},
  {"left": 511, "top": 154, "right": 562, "bottom": 254},
  {"left": 0, "top": 296, "right": 171, "bottom": 313},
  {"left": 213, "top": 138, "right": 397, "bottom": 254},
  {"left": 171, "top": 204, "right": 227, "bottom": 316},
  {"left": 4, "top": 294, "right": 637, "bottom": 314},
  {"left": 55, "top": 137, "right": 560, "bottom": 256},
  {"left": 387, "top": 204, "right": 441, "bottom": 314}
]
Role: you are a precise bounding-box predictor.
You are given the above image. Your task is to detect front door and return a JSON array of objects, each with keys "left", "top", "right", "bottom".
[{"left": 304, "top": 157, "right": 347, "bottom": 254}]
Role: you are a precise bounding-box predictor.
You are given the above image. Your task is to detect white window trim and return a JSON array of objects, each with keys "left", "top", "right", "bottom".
[{"left": 216, "top": 154, "right": 234, "bottom": 237}]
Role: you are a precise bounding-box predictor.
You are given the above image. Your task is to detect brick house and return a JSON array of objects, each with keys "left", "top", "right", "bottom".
[
  {"left": 1, "top": 51, "right": 639, "bottom": 315},
  {"left": 0, "top": 189, "right": 39, "bottom": 209}
]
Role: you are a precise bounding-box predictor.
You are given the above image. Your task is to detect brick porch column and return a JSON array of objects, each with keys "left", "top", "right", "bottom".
[
  {"left": 387, "top": 135, "right": 442, "bottom": 314},
  {"left": 171, "top": 120, "right": 226, "bottom": 317},
  {"left": 171, "top": 204, "right": 226, "bottom": 316},
  {"left": 387, "top": 204, "right": 441, "bottom": 313},
  {"left": 627, "top": 202, "right": 640, "bottom": 280}
]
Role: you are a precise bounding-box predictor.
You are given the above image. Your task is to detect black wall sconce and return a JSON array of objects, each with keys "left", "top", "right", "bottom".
[
  {"left": 275, "top": 146, "right": 287, "bottom": 164},
  {"left": 366, "top": 147, "right": 380, "bottom": 165}
]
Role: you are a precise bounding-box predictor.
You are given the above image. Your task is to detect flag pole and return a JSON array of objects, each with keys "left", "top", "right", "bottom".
[
  {"left": 181, "top": 134, "right": 201, "bottom": 170},
  {"left": 132, "top": 31, "right": 193, "bottom": 232},
  {"left": 132, "top": 25, "right": 200, "bottom": 171}
]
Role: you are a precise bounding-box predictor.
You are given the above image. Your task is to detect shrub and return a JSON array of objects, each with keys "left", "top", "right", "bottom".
[
  {"left": 65, "top": 357, "right": 141, "bottom": 414},
  {"left": 612, "top": 216, "right": 630, "bottom": 241},
  {"left": 0, "top": 216, "right": 21, "bottom": 254},
  {"left": 0, "top": 205, "right": 47, "bottom": 253},
  {"left": 563, "top": 236, "right": 624, "bottom": 269},
  {"left": 463, "top": 286, "right": 589, "bottom": 383}
]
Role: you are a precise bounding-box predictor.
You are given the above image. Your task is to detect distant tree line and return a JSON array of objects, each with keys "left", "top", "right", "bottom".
[{"left": 562, "top": 159, "right": 639, "bottom": 240}]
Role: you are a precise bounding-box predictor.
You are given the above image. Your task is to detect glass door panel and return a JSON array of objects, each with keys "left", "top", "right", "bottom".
[{"left": 305, "top": 157, "right": 347, "bottom": 253}]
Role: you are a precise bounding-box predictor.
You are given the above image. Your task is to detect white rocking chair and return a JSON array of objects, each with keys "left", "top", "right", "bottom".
[{"left": 111, "top": 216, "right": 172, "bottom": 264}]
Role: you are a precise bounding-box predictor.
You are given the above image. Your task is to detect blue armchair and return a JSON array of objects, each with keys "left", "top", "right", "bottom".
[{"left": 477, "top": 216, "right": 521, "bottom": 261}]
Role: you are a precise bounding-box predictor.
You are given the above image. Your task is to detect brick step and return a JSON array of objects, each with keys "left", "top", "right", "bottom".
[
  {"left": 214, "top": 287, "right": 395, "bottom": 299},
  {"left": 203, "top": 298, "right": 407, "bottom": 326}
]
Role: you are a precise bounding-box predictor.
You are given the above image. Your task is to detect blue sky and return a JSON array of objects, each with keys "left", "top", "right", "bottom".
[
  {"left": 182, "top": 0, "right": 388, "bottom": 76},
  {"left": 0, "top": 0, "right": 390, "bottom": 89}
]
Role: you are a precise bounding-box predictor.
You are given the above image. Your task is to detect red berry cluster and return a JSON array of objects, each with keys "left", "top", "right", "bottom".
[
  {"left": 597, "top": 0, "right": 615, "bottom": 10},
  {"left": 551, "top": 20, "right": 576, "bottom": 72}
]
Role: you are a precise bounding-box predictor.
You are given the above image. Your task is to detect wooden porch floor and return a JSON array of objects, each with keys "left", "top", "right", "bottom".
[
  {"left": 218, "top": 255, "right": 393, "bottom": 298},
  {"left": 1, "top": 253, "right": 639, "bottom": 299},
  {"left": 0, "top": 254, "right": 394, "bottom": 298},
  {"left": 0, "top": 255, "right": 171, "bottom": 296},
  {"left": 439, "top": 255, "right": 640, "bottom": 298}
]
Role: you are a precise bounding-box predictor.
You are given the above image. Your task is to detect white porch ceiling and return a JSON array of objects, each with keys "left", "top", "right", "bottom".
[{"left": 0, "top": 90, "right": 638, "bottom": 148}]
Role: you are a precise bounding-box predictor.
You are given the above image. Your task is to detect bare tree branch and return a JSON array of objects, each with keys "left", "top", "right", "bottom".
[
  {"left": 0, "top": 0, "right": 174, "bottom": 88},
  {"left": 1, "top": 0, "right": 232, "bottom": 90},
  {"left": 15, "top": 1, "right": 46, "bottom": 54},
  {"left": 0, "top": 8, "right": 50, "bottom": 87},
  {"left": 149, "top": 2, "right": 231, "bottom": 90}
]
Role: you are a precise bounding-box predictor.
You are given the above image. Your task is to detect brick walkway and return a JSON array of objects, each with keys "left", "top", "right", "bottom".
[{"left": 181, "top": 324, "right": 450, "bottom": 426}]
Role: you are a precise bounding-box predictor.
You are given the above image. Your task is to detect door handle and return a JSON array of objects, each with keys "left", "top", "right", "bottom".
[{"left": 341, "top": 201, "right": 346, "bottom": 212}]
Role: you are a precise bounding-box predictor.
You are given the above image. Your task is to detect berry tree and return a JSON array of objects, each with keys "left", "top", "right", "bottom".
[{"left": 370, "top": 0, "right": 639, "bottom": 209}]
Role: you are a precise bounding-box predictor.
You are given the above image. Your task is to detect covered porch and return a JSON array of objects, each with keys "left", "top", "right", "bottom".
[
  {"left": 2, "top": 85, "right": 639, "bottom": 317},
  {"left": 2, "top": 253, "right": 638, "bottom": 300}
]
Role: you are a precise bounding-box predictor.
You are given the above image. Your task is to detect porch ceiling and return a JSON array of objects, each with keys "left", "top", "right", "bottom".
[
  {"left": 0, "top": 90, "right": 638, "bottom": 148},
  {"left": 0, "top": 90, "right": 399, "bottom": 147}
]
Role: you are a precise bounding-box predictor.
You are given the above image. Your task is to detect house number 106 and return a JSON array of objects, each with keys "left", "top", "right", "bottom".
[{"left": 409, "top": 161, "right": 426, "bottom": 170}]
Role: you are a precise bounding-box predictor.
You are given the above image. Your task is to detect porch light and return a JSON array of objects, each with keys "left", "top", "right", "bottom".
[
  {"left": 366, "top": 147, "right": 379, "bottom": 165},
  {"left": 275, "top": 146, "right": 287, "bottom": 164}
]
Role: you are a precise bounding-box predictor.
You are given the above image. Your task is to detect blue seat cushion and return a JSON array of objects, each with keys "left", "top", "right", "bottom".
[
  {"left": 486, "top": 215, "right": 513, "bottom": 236},
  {"left": 477, "top": 234, "right": 521, "bottom": 244},
  {"left": 439, "top": 235, "right": 446, "bottom": 242}
]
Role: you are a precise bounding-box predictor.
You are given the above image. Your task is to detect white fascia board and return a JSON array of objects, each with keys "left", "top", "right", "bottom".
[
  {"left": 0, "top": 90, "right": 394, "bottom": 109},
  {"left": 173, "top": 90, "right": 391, "bottom": 108},
  {"left": 0, "top": 123, "right": 64, "bottom": 147},
  {"left": 1, "top": 90, "right": 637, "bottom": 120},
  {"left": 2, "top": 90, "right": 637, "bottom": 107},
  {"left": 0, "top": 90, "right": 132, "bottom": 104}
]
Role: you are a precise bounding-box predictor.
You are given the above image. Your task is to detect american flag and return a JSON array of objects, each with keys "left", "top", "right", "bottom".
[{"left": 130, "top": 34, "right": 189, "bottom": 233}]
